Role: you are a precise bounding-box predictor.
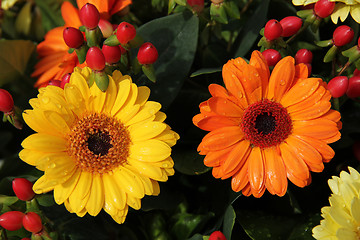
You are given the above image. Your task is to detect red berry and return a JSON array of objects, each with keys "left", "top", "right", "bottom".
[
  {"left": 116, "top": 22, "right": 136, "bottom": 45},
  {"left": 86, "top": 46, "right": 106, "bottom": 71},
  {"left": 280, "top": 16, "right": 302, "bottom": 37},
  {"left": 79, "top": 3, "right": 100, "bottom": 29},
  {"left": 63, "top": 27, "right": 84, "bottom": 49},
  {"left": 60, "top": 73, "right": 71, "bottom": 89},
  {"left": 354, "top": 68, "right": 360, "bottom": 77},
  {"left": 102, "top": 45, "right": 122, "bottom": 64},
  {"left": 264, "top": 19, "right": 283, "bottom": 41},
  {"left": 357, "top": 36, "right": 360, "bottom": 48},
  {"left": 21, "top": 238, "right": 31, "bottom": 240},
  {"left": 327, "top": 76, "right": 349, "bottom": 98},
  {"left": 48, "top": 80, "right": 62, "bottom": 87},
  {"left": 0, "top": 89, "right": 14, "bottom": 113},
  {"left": 333, "top": 25, "right": 354, "bottom": 47},
  {"left": 209, "top": 231, "right": 227, "bottom": 240},
  {"left": 261, "top": 49, "right": 281, "bottom": 66},
  {"left": 12, "top": 178, "right": 35, "bottom": 201},
  {"left": 295, "top": 49, "right": 313, "bottom": 64},
  {"left": 305, "top": 63, "right": 312, "bottom": 76},
  {"left": 98, "top": 19, "right": 114, "bottom": 38},
  {"left": 22, "top": 212, "right": 43, "bottom": 233},
  {"left": 187, "top": 0, "right": 204, "bottom": 13},
  {"left": 0, "top": 211, "right": 24, "bottom": 231},
  {"left": 346, "top": 76, "right": 360, "bottom": 98},
  {"left": 137, "top": 42, "right": 159, "bottom": 65},
  {"left": 314, "top": 0, "right": 335, "bottom": 18},
  {"left": 301, "top": 3, "right": 314, "bottom": 10}
]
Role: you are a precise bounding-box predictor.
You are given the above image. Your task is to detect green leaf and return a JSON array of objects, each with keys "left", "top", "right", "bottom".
[
  {"left": 36, "top": 194, "right": 56, "bottom": 207},
  {"left": 288, "top": 214, "right": 322, "bottom": 240},
  {"left": 173, "top": 144, "right": 210, "bottom": 175},
  {"left": 136, "top": 11, "right": 199, "bottom": 110},
  {"left": 190, "top": 67, "right": 222, "bottom": 77},
  {"left": 0, "top": 195, "right": 18, "bottom": 206},
  {"left": 34, "top": 0, "right": 64, "bottom": 32},
  {"left": 0, "top": 40, "right": 35, "bottom": 86},
  {"left": 234, "top": 0, "right": 270, "bottom": 57},
  {"left": 222, "top": 205, "right": 236, "bottom": 240}
]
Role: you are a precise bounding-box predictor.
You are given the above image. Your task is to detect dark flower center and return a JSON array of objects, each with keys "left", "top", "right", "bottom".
[
  {"left": 87, "top": 131, "right": 113, "bottom": 156},
  {"left": 241, "top": 99, "right": 292, "bottom": 148}
]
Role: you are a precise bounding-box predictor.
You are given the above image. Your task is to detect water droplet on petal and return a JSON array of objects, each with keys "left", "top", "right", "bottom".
[
  {"left": 48, "top": 163, "right": 56, "bottom": 168},
  {"left": 42, "top": 97, "right": 50, "bottom": 104},
  {"left": 280, "top": 79, "right": 286, "bottom": 86}
]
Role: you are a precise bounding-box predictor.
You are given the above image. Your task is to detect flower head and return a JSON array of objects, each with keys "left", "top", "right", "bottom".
[
  {"left": 313, "top": 167, "right": 360, "bottom": 239},
  {"left": 31, "top": 0, "right": 132, "bottom": 88},
  {"left": 20, "top": 67, "right": 179, "bottom": 223},
  {"left": 193, "top": 50, "right": 341, "bottom": 198},
  {"left": 292, "top": 0, "right": 360, "bottom": 23}
]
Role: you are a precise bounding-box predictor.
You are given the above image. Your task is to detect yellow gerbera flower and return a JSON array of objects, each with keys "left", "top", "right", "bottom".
[
  {"left": 19, "top": 67, "right": 179, "bottom": 224},
  {"left": 292, "top": 0, "right": 360, "bottom": 24},
  {"left": 313, "top": 167, "right": 360, "bottom": 239}
]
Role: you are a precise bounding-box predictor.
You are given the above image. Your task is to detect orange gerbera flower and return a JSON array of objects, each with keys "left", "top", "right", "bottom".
[
  {"left": 31, "top": 0, "right": 132, "bottom": 88},
  {"left": 193, "top": 50, "right": 341, "bottom": 198}
]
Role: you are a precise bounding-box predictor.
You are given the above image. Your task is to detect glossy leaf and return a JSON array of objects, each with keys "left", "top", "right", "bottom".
[
  {"left": 136, "top": 11, "right": 199, "bottom": 110},
  {"left": 222, "top": 205, "right": 236, "bottom": 240}
]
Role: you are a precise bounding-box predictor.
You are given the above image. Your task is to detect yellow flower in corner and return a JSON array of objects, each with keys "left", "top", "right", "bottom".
[
  {"left": 292, "top": 0, "right": 360, "bottom": 24},
  {"left": 19, "top": 67, "right": 179, "bottom": 223},
  {"left": 313, "top": 167, "right": 360, "bottom": 239}
]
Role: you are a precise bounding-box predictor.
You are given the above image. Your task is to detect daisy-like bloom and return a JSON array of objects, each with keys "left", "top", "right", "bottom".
[
  {"left": 20, "top": 67, "right": 179, "bottom": 223},
  {"left": 193, "top": 50, "right": 341, "bottom": 198},
  {"left": 32, "top": 0, "right": 132, "bottom": 88},
  {"left": 313, "top": 167, "right": 360, "bottom": 239},
  {"left": 292, "top": 0, "right": 360, "bottom": 24}
]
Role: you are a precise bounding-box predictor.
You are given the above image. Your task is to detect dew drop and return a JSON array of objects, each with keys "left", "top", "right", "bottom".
[
  {"left": 280, "top": 79, "right": 286, "bottom": 86},
  {"left": 48, "top": 163, "right": 56, "bottom": 168},
  {"left": 56, "top": 104, "right": 62, "bottom": 109},
  {"left": 42, "top": 97, "right": 50, "bottom": 104},
  {"left": 238, "top": 92, "right": 243, "bottom": 98},
  {"left": 162, "top": 163, "right": 168, "bottom": 168}
]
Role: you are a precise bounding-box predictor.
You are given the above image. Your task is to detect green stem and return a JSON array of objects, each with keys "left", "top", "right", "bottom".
[{"left": 333, "top": 97, "right": 340, "bottom": 112}]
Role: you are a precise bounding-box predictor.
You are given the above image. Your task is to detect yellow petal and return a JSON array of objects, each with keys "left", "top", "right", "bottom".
[
  {"left": 127, "top": 157, "right": 165, "bottom": 181},
  {"left": 86, "top": 174, "right": 105, "bottom": 216},
  {"left": 64, "top": 84, "right": 87, "bottom": 116},
  {"left": 33, "top": 175, "right": 57, "bottom": 194},
  {"left": 331, "top": 3, "right": 350, "bottom": 24},
  {"left": 113, "top": 166, "right": 145, "bottom": 198},
  {"left": 130, "top": 139, "right": 171, "bottom": 162},
  {"left": 127, "top": 195, "right": 141, "bottom": 210},
  {"left": 126, "top": 101, "right": 161, "bottom": 126},
  {"left": 110, "top": 79, "right": 131, "bottom": 115},
  {"left": 102, "top": 76, "right": 117, "bottom": 113},
  {"left": 68, "top": 171, "right": 92, "bottom": 213},
  {"left": 350, "top": 4, "right": 360, "bottom": 23},
  {"left": 103, "top": 173, "right": 127, "bottom": 209},
  {"left": 135, "top": 86, "right": 150, "bottom": 106},
  {"left": 43, "top": 110, "right": 71, "bottom": 134},
  {"left": 22, "top": 133, "right": 67, "bottom": 152},
  {"left": 129, "top": 122, "right": 167, "bottom": 142},
  {"left": 54, "top": 169, "right": 81, "bottom": 204},
  {"left": 69, "top": 71, "right": 90, "bottom": 102}
]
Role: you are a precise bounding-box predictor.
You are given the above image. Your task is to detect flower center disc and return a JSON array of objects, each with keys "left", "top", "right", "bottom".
[
  {"left": 241, "top": 99, "right": 292, "bottom": 148},
  {"left": 67, "top": 113, "right": 131, "bottom": 174}
]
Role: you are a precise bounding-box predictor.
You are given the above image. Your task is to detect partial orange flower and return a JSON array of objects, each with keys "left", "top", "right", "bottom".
[
  {"left": 193, "top": 50, "right": 341, "bottom": 198},
  {"left": 31, "top": 0, "right": 132, "bottom": 88}
]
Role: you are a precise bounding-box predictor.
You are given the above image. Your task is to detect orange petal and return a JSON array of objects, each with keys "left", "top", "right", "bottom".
[
  {"left": 280, "top": 78, "right": 320, "bottom": 108},
  {"left": 203, "top": 145, "right": 235, "bottom": 167},
  {"left": 294, "top": 135, "right": 335, "bottom": 163},
  {"left": 267, "top": 56, "right": 295, "bottom": 102},
  {"left": 322, "top": 109, "right": 341, "bottom": 123},
  {"left": 196, "top": 115, "right": 239, "bottom": 131},
  {"left": 252, "top": 184, "right": 266, "bottom": 198},
  {"left": 231, "top": 159, "right": 249, "bottom": 192},
  {"left": 293, "top": 119, "right": 339, "bottom": 140},
  {"left": 61, "top": 1, "right": 81, "bottom": 27},
  {"left": 286, "top": 135, "right": 324, "bottom": 172},
  {"left": 289, "top": 100, "right": 331, "bottom": 121},
  {"left": 222, "top": 140, "right": 251, "bottom": 178},
  {"left": 248, "top": 147, "right": 265, "bottom": 192},
  {"left": 110, "top": 0, "right": 132, "bottom": 16},
  {"left": 249, "top": 50, "right": 270, "bottom": 97},
  {"left": 279, "top": 141, "right": 310, "bottom": 187},
  {"left": 295, "top": 63, "right": 309, "bottom": 80},
  {"left": 212, "top": 166, "right": 224, "bottom": 179},
  {"left": 192, "top": 113, "right": 205, "bottom": 127},
  {"left": 200, "top": 126, "right": 244, "bottom": 151},
  {"left": 209, "top": 84, "right": 230, "bottom": 98},
  {"left": 286, "top": 85, "right": 326, "bottom": 114},
  {"left": 242, "top": 183, "right": 252, "bottom": 196},
  {"left": 263, "top": 147, "right": 287, "bottom": 196},
  {"left": 208, "top": 97, "right": 243, "bottom": 117}
]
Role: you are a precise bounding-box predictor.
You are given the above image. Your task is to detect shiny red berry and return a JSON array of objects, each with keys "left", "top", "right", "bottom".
[
  {"left": 60, "top": 73, "right": 71, "bottom": 89},
  {"left": 280, "top": 16, "right": 302, "bottom": 37},
  {"left": 0, "top": 211, "right": 24, "bottom": 231},
  {"left": 327, "top": 76, "right": 349, "bottom": 98},
  {"left": 187, "top": 0, "right": 204, "bottom": 13},
  {"left": 21, "top": 238, "right": 31, "bottom": 240},
  {"left": 354, "top": 68, "right": 360, "bottom": 77},
  {"left": 261, "top": 49, "right": 281, "bottom": 66},
  {"left": 12, "top": 178, "right": 35, "bottom": 201},
  {"left": 86, "top": 46, "right": 106, "bottom": 71},
  {"left": 22, "top": 212, "right": 43, "bottom": 233},
  {"left": 314, "top": 0, "right": 335, "bottom": 18},
  {"left": 102, "top": 45, "right": 122, "bottom": 64},
  {"left": 137, "top": 42, "right": 159, "bottom": 65},
  {"left": 264, "top": 19, "right": 283, "bottom": 41},
  {"left": 116, "top": 22, "right": 136, "bottom": 45},
  {"left": 0, "top": 89, "right": 14, "bottom": 113},
  {"left": 305, "top": 63, "right": 312, "bottom": 76},
  {"left": 79, "top": 3, "right": 100, "bottom": 29},
  {"left": 333, "top": 25, "right": 354, "bottom": 47},
  {"left": 48, "top": 80, "right": 62, "bottom": 87},
  {"left": 209, "top": 231, "right": 227, "bottom": 240},
  {"left": 63, "top": 27, "right": 84, "bottom": 49},
  {"left": 295, "top": 49, "right": 313, "bottom": 64},
  {"left": 346, "top": 76, "right": 360, "bottom": 98}
]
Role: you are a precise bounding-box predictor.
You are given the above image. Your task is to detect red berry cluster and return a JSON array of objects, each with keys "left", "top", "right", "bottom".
[
  {"left": 209, "top": 231, "right": 227, "bottom": 240},
  {"left": 264, "top": 16, "right": 302, "bottom": 41},
  {"left": 0, "top": 179, "right": 43, "bottom": 237},
  {"left": 327, "top": 71, "right": 360, "bottom": 98}
]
